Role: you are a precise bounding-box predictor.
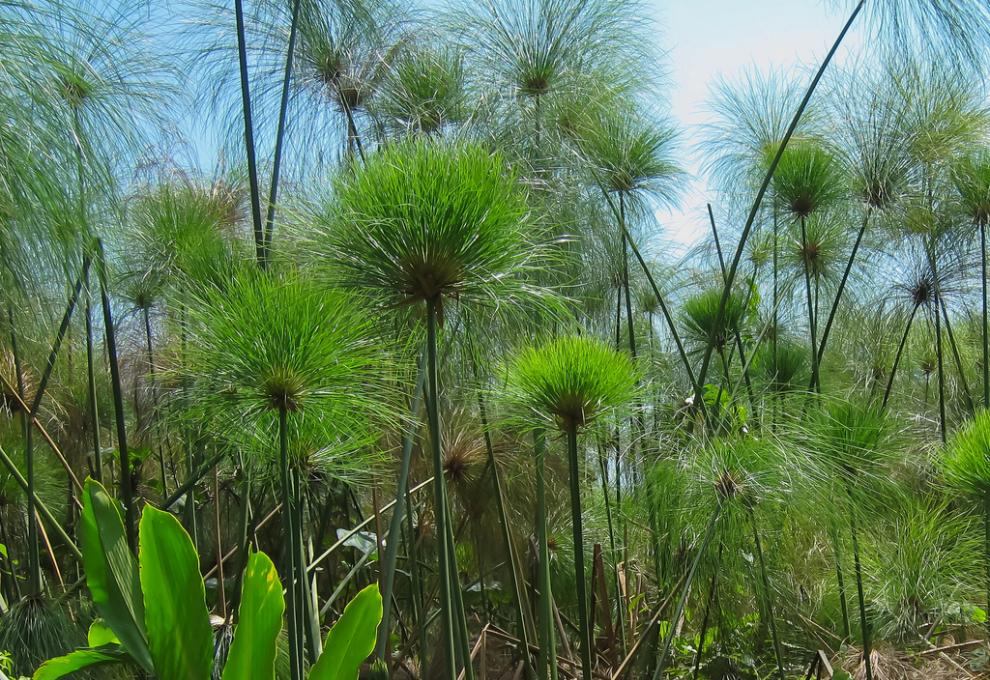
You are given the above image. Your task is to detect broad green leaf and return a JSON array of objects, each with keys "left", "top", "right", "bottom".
[
  {"left": 139, "top": 505, "right": 213, "bottom": 680},
  {"left": 221, "top": 551, "right": 285, "bottom": 680},
  {"left": 79, "top": 478, "right": 152, "bottom": 672},
  {"left": 32, "top": 645, "right": 128, "bottom": 680},
  {"left": 88, "top": 619, "right": 119, "bottom": 647},
  {"left": 308, "top": 583, "right": 383, "bottom": 680}
]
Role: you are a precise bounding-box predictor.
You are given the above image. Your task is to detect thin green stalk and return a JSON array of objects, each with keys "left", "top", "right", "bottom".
[
  {"left": 535, "top": 430, "right": 557, "bottom": 680},
  {"left": 233, "top": 0, "right": 266, "bottom": 266},
  {"left": 694, "top": 0, "right": 866, "bottom": 403},
  {"left": 97, "top": 245, "right": 135, "bottom": 549},
  {"left": 83, "top": 270, "right": 102, "bottom": 482},
  {"left": 882, "top": 303, "right": 920, "bottom": 409},
  {"left": 748, "top": 507, "right": 784, "bottom": 680},
  {"left": 142, "top": 306, "right": 168, "bottom": 496},
  {"left": 800, "top": 216, "right": 820, "bottom": 393},
  {"left": 228, "top": 453, "right": 252, "bottom": 621},
  {"left": 816, "top": 209, "right": 872, "bottom": 379},
  {"left": 278, "top": 406, "right": 302, "bottom": 680},
  {"left": 593, "top": 182, "right": 698, "bottom": 393},
  {"left": 848, "top": 497, "right": 873, "bottom": 680},
  {"left": 597, "top": 441, "right": 625, "bottom": 655},
  {"left": 262, "top": 0, "right": 302, "bottom": 255},
  {"left": 934, "top": 289, "right": 947, "bottom": 442},
  {"left": 708, "top": 204, "right": 756, "bottom": 411},
  {"left": 376, "top": 350, "right": 427, "bottom": 662},
  {"left": 984, "top": 491, "right": 990, "bottom": 637},
  {"left": 444, "top": 485, "right": 473, "bottom": 679},
  {"left": 652, "top": 507, "right": 721, "bottom": 680},
  {"left": 475, "top": 365, "right": 534, "bottom": 675},
  {"left": 426, "top": 298, "right": 457, "bottom": 678},
  {"left": 691, "top": 542, "right": 723, "bottom": 680},
  {"left": 939, "top": 296, "right": 975, "bottom": 413},
  {"left": 982, "top": 221, "right": 988, "bottom": 408},
  {"left": 0, "top": 443, "right": 81, "bottom": 562},
  {"left": 566, "top": 426, "right": 593, "bottom": 679}
]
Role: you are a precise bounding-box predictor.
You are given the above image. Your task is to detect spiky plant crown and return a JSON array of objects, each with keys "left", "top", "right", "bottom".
[
  {"left": 769, "top": 140, "right": 846, "bottom": 219},
  {"left": 786, "top": 212, "right": 844, "bottom": 281},
  {"left": 754, "top": 337, "right": 808, "bottom": 393},
  {"left": 314, "top": 138, "right": 541, "bottom": 310},
  {"left": 180, "top": 270, "right": 387, "bottom": 452},
  {"left": 942, "top": 409, "right": 990, "bottom": 497},
  {"left": 127, "top": 179, "right": 242, "bottom": 291},
  {"left": 952, "top": 149, "right": 990, "bottom": 226},
  {"left": 373, "top": 45, "right": 466, "bottom": 135},
  {"left": 681, "top": 287, "right": 748, "bottom": 353},
  {"left": 503, "top": 335, "right": 638, "bottom": 432},
  {"left": 807, "top": 398, "right": 894, "bottom": 483},
  {"left": 691, "top": 436, "right": 783, "bottom": 509},
  {"left": 571, "top": 106, "right": 682, "bottom": 200}
]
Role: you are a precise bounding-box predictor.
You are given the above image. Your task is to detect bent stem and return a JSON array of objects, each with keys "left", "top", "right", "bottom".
[
  {"left": 848, "top": 494, "right": 873, "bottom": 680},
  {"left": 882, "top": 303, "right": 920, "bottom": 409}
]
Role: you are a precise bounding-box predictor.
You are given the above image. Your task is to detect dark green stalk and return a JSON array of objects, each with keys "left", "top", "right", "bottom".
[
  {"left": 278, "top": 406, "right": 302, "bottom": 680},
  {"left": 816, "top": 209, "right": 872, "bottom": 378},
  {"left": 97, "top": 245, "right": 135, "bottom": 549},
  {"left": 985, "top": 491, "right": 990, "bottom": 637},
  {"left": 84, "top": 271, "right": 102, "bottom": 482},
  {"left": 882, "top": 303, "right": 920, "bottom": 409},
  {"left": 691, "top": 542, "right": 723, "bottom": 680},
  {"left": 262, "top": 0, "right": 302, "bottom": 255},
  {"left": 566, "top": 426, "right": 593, "bottom": 679},
  {"left": 939, "top": 296, "right": 975, "bottom": 413},
  {"left": 694, "top": 0, "right": 866, "bottom": 403},
  {"left": 934, "top": 289, "right": 947, "bottom": 442},
  {"left": 142, "top": 307, "right": 168, "bottom": 495},
  {"left": 0, "top": 443, "right": 81, "bottom": 562},
  {"left": 982, "top": 220, "right": 988, "bottom": 408},
  {"left": 652, "top": 507, "right": 721, "bottom": 680},
  {"left": 708, "top": 204, "right": 756, "bottom": 414},
  {"left": 426, "top": 298, "right": 457, "bottom": 678},
  {"left": 444, "top": 485, "right": 473, "bottom": 680},
  {"left": 800, "top": 216, "right": 820, "bottom": 393},
  {"left": 233, "top": 0, "right": 265, "bottom": 266},
  {"left": 228, "top": 453, "right": 252, "bottom": 620},
  {"left": 535, "top": 430, "right": 557, "bottom": 680},
  {"left": 376, "top": 351, "right": 427, "bottom": 662},
  {"left": 748, "top": 507, "right": 784, "bottom": 680},
  {"left": 597, "top": 442, "right": 625, "bottom": 655},
  {"left": 593, "top": 182, "right": 698, "bottom": 393},
  {"left": 296, "top": 472, "right": 319, "bottom": 663},
  {"left": 475, "top": 366, "right": 533, "bottom": 674},
  {"left": 829, "top": 519, "right": 851, "bottom": 640},
  {"left": 848, "top": 497, "right": 873, "bottom": 680}
]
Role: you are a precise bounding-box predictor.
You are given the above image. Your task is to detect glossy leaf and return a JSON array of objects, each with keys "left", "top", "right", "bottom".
[
  {"left": 139, "top": 505, "right": 213, "bottom": 680},
  {"left": 78, "top": 478, "right": 153, "bottom": 671},
  {"left": 87, "top": 620, "right": 119, "bottom": 647},
  {"left": 309, "top": 583, "right": 383, "bottom": 680},
  {"left": 32, "top": 646, "right": 128, "bottom": 680},
  {"left": 221, "top": 551, "right": 285, "bottom": 680}
]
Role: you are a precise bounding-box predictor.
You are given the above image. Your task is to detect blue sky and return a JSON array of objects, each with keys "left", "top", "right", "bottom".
[{"left": 648, "top": 0, "right": 866, "bottom": 249}]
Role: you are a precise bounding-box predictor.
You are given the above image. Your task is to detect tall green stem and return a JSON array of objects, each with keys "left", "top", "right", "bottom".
[
  {"left": 882, "top": 303, "right": 920, "bottom": 409},
  {"left": 748, "top": 507, "right": 784, "bottom": 680},
  {"left": 376, "top": 350, "right": 427, "bottom": 662},
  {"left": 233, "top": 0, "right": 265, "bottom": 266},
  {"left": 278, "top": 406, "right": 302, "bottom": 680},
  {"left": 535, "top": 431, "right": 557, "bottom": 680},
  {"left": 652, "top": 507, "right": 721, "bottom": 680},
  {"left": 800, "top": 216, "right": 820, "bottom": 393},
  {"left": 848, "top": 498, "right": 873, "bottom": 680},
  {"left": 566, "top": 426, "right": 593, "bottom": 679},
  {"left": 97, "top": 245, "right": 135, "bottom": 549},
  {"left": 982, "top": 221, "right": 989, "bottom": 408},
  {"left": 426, "top": 298, "right": 457, "bottom": 678}
]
